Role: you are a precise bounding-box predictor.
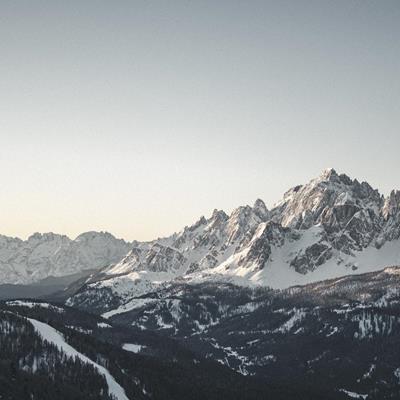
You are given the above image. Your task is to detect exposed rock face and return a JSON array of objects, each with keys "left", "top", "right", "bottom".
[
  {"left": 290, "top": 242, "right": 333, "bottom": 274},
  {"left": 272, "top": 168, "right": 382, "bottom": 243},
  {"left": 379, "top": 190, "right": 400, "bottom": 243},
  {"left": 259, "top": 168, "right": 391, "bottom": 273},
  {"left": 238, "top": 222, "right": 288, "bottom": 270},
  {"left": 109, "top": 244, "right": 187, "bottom": 274},
  {"left": 382, "top": 190, "right": 400, "bottom": 219},
  {"left": 252, "top": 198, "right": 269, "bottom": 221}
]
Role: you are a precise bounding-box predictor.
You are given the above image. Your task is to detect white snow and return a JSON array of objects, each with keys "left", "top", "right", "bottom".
[
  {"left": 274, "top": 308, "right": 306, "bottom": 333},
  {"left": 360, "top": 364, "right": 375, "bottom": 381},
  {"left": 102, "top": 298, "right": 157, "bottom": 319},
  {"left": 394, "top": 367, "right": 400, "bottom": 383},
  {"left": 209, "top": 340, "right": 254, "bottom": 376},
  {"left": 122, "top": 343, "right": 145, "bottom": 353},
  {"left": 66, "top": 325, "right": 93, "bottom": 334},
  {"left": 189, "top": 237, "right": 400, "bottom": 290},
  {"left": 339, "top": 389, "right": 368, "bottom": 399},
  {"left": 6, "top": 301, "right": 64, "bottom": 313},
  {"left": 27, "top": 318, "right": 129, "bottom": 400},
  {"left": 97, "top": 322, "right": 112, "bottom": 328},
  {"left": 352, "top": 312, "right": 394, "bottom": 339},
  {"left": 326, "top": 327, "right": 338, "bottom": 337}
]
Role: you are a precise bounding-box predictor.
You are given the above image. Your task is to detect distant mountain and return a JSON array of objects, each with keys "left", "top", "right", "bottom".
[
  {"left": 0, "top": 270, "right": 96, "bottom": 300},
  {"left": 0, "top": 231, "right": 132, "bottom": 284},
  {"left": 67, "top": 168, "right": 400, "bottom": 311}
]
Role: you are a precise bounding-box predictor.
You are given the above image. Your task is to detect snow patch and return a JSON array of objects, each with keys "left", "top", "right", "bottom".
[{"left": 122, "top": 343, "right": 145, "bottom": 353}]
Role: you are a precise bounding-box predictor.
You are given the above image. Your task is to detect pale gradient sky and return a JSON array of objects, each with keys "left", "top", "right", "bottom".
[{"left": 1, "top": 1, "right": 399, "bottom": 241}]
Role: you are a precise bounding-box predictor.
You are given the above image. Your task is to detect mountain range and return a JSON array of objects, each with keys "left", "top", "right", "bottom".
[
  {"left": 62, "top": 168, "right": 400, "bottom": 314},
  {"left": 1, "top": 168, "right": 400, "bottom": 299},
  {"left": 2, "top": 168, "right": 400, "bottom": 399},
  {"left": 0, "top": 231, "right": 131, "bottom": 285}
]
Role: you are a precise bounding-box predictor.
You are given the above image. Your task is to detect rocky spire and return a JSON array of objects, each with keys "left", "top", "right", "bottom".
[{"left": 253, "top": 198, "right": 269, "bottom": 220}]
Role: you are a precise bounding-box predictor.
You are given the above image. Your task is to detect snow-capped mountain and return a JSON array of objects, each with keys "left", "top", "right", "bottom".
[
  {"left": 67, "top": 168, "right": 400, "bottom": 311},
  {"left": 0, "top": 231, "right": 132, "bottom": 284}
]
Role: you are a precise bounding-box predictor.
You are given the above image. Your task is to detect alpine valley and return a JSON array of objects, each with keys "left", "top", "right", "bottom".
[{"left": 2, "top": 168, "right": 400, "bottom": 400}]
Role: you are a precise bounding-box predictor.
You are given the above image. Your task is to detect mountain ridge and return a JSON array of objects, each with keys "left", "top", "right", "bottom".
[
  {"left": 2, "top": 169, "right": 400, "bottom": 291},
  {"left": 65, "top": 168, "right": 400, "bottom": 313}
]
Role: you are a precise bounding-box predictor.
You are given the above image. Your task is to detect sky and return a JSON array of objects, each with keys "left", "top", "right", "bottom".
[{"left": 0, "top": 0, "right": 399, "bottom": 241}]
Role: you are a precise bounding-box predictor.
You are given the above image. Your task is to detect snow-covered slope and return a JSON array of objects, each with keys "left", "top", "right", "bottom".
[
  {"left": 67, "top": 169, "right": 400, "bottom": 310},
  {"left": 0, "top": 231, "right": 131, "bottom": 284},
  {"left": 28, "top": 317, "right": 129, "bottom": 400}
]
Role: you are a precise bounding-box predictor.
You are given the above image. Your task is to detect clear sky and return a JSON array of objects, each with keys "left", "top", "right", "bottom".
[{"left": 1, "top": 0, "right": 399, "bottom": 241}]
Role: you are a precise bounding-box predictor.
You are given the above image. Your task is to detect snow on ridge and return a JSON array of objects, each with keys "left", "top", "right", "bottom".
[
  {"left": 27, "top": 318, "right": 129, "bottom": 400},
  {"left": 6, "top": 301, "right": 64, "bottom": 313},
  {"left": 102, "top": 298, "right": 157, "bottom": 319}
]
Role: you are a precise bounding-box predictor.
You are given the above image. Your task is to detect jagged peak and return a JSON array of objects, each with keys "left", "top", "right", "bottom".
[
  {"left": 203, "top": 209, "right": 229, "bottom": 232},
  {"left": 211, "top": 208, "right": 228, "bottom": 221},
  {"left": 388, "top": 189, "right": 400, "bottom": 201},
  {"left": 307, "top": 169, "right": 382, "bottom": 202},
  {"left": 382, "top": 190, "right": 400, "bottom": 219},
  {"left": 253, "top": 198, "right": 267, "bottom": 211},
  {"left": 27, "top": 232, "right": 69, "bottom": 242},
  {"left": 315, "top": 168, "right": 353, "bottom": 186},
  {"left": 319, "top": 167, "right": 338, "bottom": 180},
  {"left": 191, "top": 215, "right": 207, "bottom": 229},
  {"left": 230, "top": 204, "right": 252, "bottom": 217},
  {"left": 198, "top": 215, "right": 207, "bottom": 224},
  {"left": 253, "top": 198, "right": 269, "bottom": 220}
]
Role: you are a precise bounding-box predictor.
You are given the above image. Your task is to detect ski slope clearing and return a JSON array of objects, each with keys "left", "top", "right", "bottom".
[{"left": 27, "top": 318, "right": 129, "bottom": 400}]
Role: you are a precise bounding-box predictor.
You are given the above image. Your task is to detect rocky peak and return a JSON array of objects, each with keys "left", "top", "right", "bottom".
[
  {"left": 211, "top": 209, "right": 228, "bottom": 222},
  {"left": 378, "top": 190, "right": 400, "bottom": 243},
  {"left": 272, "top": 169, "right": 383, "bottom": 230},
  {"left": 27, "top": 232, "right": 69, "bottom": 243},
  {"left": 382, "top": 190, "right": 400, "bottom": 220},
  {"left": 253, "top": 198, "right": 269, "bottom": 220},
  {"left": 316, "top": 168, "right": 356, "bottom": 188},
  {"left": 226, "top": 205, "right": 262, "bottom": 244},
  {"left": 206, "top": 209, "right": 229, "bottom": 232},
  {"left": 318, "top": 167, "right": 339, "bottom": 181},
  {"left": 196, "top": 216, "right": 208, "bottom": 227}
]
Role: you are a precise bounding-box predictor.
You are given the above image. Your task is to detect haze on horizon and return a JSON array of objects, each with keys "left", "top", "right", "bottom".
[{"left": 1, "top": 1, "right": 399, "bottom": 242}]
